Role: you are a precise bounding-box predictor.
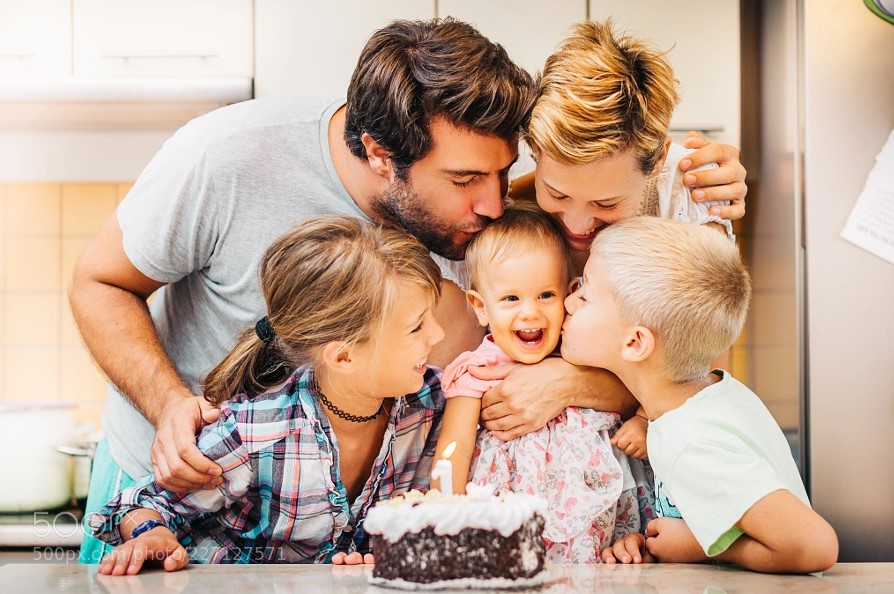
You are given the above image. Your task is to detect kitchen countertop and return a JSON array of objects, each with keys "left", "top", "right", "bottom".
[{"left": 0, "top": 561, "right": 892, "bottom": 593}]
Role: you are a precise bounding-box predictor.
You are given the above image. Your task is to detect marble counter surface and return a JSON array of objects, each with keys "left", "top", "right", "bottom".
[{"left": 1, "top": 562, "right": 892, "bottom": 594}]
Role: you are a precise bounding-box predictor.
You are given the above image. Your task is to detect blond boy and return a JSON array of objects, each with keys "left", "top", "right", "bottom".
[{"left": 561, "top": 217, "right": 837, "bottom": 574}]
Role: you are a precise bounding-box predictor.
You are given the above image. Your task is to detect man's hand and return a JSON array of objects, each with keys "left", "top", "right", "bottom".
[
  {"left": 601, "top": 532, "right": 654, "bottom": 564},
  {"left": 680, "top": 131, "right": 747, "bottom": 220},
  {"left": 644, "top": 517, "right": 709, "bottom": 563},
  {"left": 98, "top": 527, "right": 188, "bottom": 575},
  {"left": 474, "top": 358, "right": 636, "bottom": 441},
  {"left": 331, "top": 552, "right": 375, "bottom": 565},
  {"left": 474, "top": 359, "right": 571, "bottom": 441},
  {"left": 151, "top": 397, "right": 222, "bottom": 493},
  {"left": 611, "top": 415, "right": 648, "bottom": 459}
]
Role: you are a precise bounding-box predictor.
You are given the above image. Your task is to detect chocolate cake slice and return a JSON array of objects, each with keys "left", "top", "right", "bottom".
[{"left": 364, "top": 486, "right": 548, "bottom": 590}]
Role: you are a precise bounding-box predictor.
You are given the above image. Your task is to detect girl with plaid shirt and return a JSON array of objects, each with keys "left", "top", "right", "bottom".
[{"left": 91, "top": 217, "right": 446, "bottom": 574}]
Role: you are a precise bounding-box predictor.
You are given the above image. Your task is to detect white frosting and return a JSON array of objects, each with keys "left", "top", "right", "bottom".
[{"left": 364, "top": 484, "right": 547, "bottom": 543}]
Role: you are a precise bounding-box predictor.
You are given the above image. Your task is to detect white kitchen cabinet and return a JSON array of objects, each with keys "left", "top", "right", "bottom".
[
  {"left": 254, "top": 0, "right": 435, "bottom": 99},
  {"left": 72, "top": 0, "right": 253, "bottom": 77},
  {"left": 437, "top": 0, "right": 585, "bottom": 77},
  {"left": 0, "top": 0, "right": 71, "bottom": 76},
  {"left": 590, "top": 0, "right": 741, "bottom": 146}
]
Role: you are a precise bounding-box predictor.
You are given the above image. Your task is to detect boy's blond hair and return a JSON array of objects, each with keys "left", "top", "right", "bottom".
[
  {"left": 527, "top": 19, "right": 679, "bottom": 175},
  {"left": 591, "top": 218, "right": 751, "bottom": 382},
  {"left": 465, "top": 201, "right": 573, "bottom": 292}
]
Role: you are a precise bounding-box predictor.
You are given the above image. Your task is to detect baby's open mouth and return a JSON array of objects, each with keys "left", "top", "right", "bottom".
[{"left": 515, "top": 328, "right": 544, "bottom": 344}]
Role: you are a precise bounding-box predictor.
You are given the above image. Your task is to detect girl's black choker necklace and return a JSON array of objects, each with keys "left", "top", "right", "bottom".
[{"left": 313, "top": 376, "right": 384, "bottom": 423}]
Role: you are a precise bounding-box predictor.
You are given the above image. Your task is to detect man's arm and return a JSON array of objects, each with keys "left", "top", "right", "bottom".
[
  {"left": 474, "top": 358, "right": 638, "bottom": 440},
  {"left": 432, "top": 396, "right": 482, "bottom": 494},
  {"left": 69, "top": 214, "right": 221, "bottom": 491}
]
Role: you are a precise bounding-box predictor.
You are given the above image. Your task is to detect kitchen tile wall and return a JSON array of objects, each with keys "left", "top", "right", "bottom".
[{"left": 0, "top": 182, "right": 130, "bottom": 429}]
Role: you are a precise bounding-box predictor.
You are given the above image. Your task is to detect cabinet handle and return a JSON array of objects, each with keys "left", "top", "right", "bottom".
[
  {"left": 0, "top": 53, "right": 36, "bottom": 60},
  {"left": 102, "top": 53, "right": 219, "bottom": 61}
]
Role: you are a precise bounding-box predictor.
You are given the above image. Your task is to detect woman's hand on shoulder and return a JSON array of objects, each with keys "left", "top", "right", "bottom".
[
  {"left": 679, "top": 131, "right": 747, "bottom": 220},
  {"left": 97, "top": 527, "right": 188, "bottom": 575}
]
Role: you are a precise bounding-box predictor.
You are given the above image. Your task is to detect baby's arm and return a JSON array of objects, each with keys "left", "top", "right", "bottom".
[
  {"left": 433, "top": 396, "right": 482, "bottom": 495},
  {"left": 611, "top": 406, "right": 649, "bottom": 459}
]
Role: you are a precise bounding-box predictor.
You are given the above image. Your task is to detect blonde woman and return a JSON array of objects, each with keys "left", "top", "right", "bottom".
[
  {"left": 89, "top": 217, "right": 445, "bottom": 574},
  {"left": 481, "top": 20, "right": 745, "bottom": 439},
  {"left": 510, "top": 19, "right": 742, "bottom": 272}
]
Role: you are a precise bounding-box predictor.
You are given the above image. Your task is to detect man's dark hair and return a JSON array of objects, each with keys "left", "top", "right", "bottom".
[{"left": 344, "top": 18, "right": 537, "bottom": 175}]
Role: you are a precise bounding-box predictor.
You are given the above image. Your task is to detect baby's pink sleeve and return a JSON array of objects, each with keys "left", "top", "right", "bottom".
[{"left": 442, "top": 351, "right": 499, "bottom": 400}]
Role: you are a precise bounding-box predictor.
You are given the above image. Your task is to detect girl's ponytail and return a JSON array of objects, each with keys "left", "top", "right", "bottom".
[{"left": 203, "top": 325, "right": 293, "bottom": 406}]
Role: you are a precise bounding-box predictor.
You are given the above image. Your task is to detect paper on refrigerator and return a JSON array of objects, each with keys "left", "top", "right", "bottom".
[{"left": 841, "top": 127, "right": 894, "bottom": 265}]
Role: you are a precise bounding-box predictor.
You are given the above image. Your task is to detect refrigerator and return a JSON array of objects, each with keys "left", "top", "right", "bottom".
[{"left": 743, "top": 0, "right": 894, "bottom": 561}]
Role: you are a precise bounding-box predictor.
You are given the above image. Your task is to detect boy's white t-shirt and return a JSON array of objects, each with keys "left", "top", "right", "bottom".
[{"left": 647, "top": 370, "right": 810, "bottom": 556}]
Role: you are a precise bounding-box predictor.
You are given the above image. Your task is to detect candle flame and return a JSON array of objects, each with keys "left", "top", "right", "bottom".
[{"left": 442, "top": 441, "right": 457, "bottom": 459}]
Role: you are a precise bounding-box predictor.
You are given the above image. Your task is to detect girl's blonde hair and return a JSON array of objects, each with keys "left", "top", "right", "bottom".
[
  {"left": 527, "top": 19, "right": 679, "bottom": 175},
  {"left": 592, "top": 218, "right": 751, "bottom": 382},
  {"left": 465, "top": 201, "right": 574, "bottom": 292},
  {"left": 203, "top": 216, "right": 442, "bottom": 405}
]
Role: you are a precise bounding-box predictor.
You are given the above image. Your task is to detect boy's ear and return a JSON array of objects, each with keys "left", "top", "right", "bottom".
[
  {"left": 320, "top": 341, "right": 356, "bottom": 373},
  {"left": 465, "top": 290, "right": 490, "bottom": 327},
  {"left": 360, "top": 132, "right": 394, "bottom": 179},
  {"left": 621, "top": 325, "right": 655, "bottom": 362},
  {"left": 648, "top": 136, "right": 673, "bottom": 177}
]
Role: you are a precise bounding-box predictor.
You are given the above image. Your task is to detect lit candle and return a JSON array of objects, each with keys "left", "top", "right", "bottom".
[{"left": 431, "top": 441, "right": 457, "bottom": 496}]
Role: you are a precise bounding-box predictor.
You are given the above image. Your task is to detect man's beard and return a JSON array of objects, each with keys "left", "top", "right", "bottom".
[{"left": 369, "top": 177, "right": 488, "bottom": 261}]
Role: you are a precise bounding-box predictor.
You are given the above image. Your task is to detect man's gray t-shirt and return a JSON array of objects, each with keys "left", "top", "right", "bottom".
[{"left": 107, "top": 97, "right": 368, "bottom": 479}]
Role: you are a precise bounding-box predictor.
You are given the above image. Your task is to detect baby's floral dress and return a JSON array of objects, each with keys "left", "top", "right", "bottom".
[{"left": 442, "top": 336, "right": 654, "bottom": 564}]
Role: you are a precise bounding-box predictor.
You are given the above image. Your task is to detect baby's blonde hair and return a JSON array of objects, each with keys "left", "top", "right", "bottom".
[
  {"left": 465, "top": 202, "right": 573, "bottom": 293},
  {"left": 527, "top": 19, "right": 679, "bottom": 175},
  {"left": 591, "top": 218, "right": 751, "bottom": 382}
]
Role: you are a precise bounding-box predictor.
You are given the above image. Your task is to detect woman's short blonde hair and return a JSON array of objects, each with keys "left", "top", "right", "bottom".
[
  {"left": 527, "top": 19, "right": 679, "bottom": 175},
  {"left": 465, "top": 201, "right": 573, "bottom": 292},
  {"left": 591, "top": 218, "right": 751, "bottom": 382}
]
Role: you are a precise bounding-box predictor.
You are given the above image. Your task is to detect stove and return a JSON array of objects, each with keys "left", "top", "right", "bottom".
[{"left": 0, "top": 507, "right": 83, "bottom": 547}]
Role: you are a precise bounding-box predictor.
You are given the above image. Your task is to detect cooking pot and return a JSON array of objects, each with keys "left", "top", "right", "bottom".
[
  {"left": 0, "top": 401, "right": 76, "bottom": 512},
  {"left": 57, "top": 436, "right": 99, "bottom": 508}
]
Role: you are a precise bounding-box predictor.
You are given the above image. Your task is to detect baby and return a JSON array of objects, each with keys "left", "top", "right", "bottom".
[{"left": 433, "top": 202, "right": 652, "bottom": 563}]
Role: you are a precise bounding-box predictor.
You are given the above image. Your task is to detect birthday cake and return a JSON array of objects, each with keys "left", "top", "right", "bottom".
[{"left": 364, "top": 485, "right": 548, "bottom": 590}]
